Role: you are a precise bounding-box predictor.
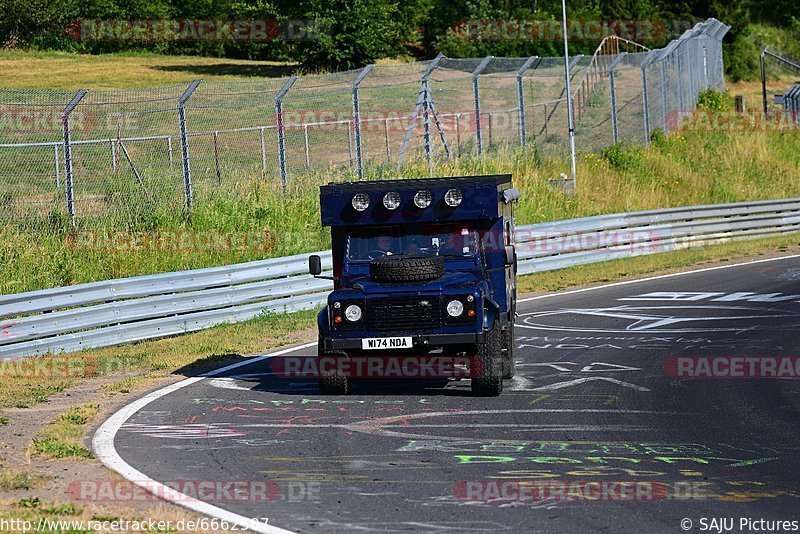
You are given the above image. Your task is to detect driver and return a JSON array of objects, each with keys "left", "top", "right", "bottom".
[{"left": 376, "top": 235, "right": 394, "bottom": 255}]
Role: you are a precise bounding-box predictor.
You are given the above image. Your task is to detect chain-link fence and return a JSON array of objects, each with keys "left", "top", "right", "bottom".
[
  {"left": 0, "top": 18, "right": 729, "bottom": 228},
  {"left": 761, "top": 47, "right": 800, "bottom": 116}
]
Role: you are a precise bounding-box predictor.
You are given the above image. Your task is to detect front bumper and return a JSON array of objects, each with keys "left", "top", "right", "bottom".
[{"left": 325, "top": 331, "right": 486, "bottom": 351}]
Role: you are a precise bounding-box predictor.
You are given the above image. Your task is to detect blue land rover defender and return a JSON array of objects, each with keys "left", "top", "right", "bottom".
[{"left": 308, "top": 174, "right": 519, "bottom": 396}]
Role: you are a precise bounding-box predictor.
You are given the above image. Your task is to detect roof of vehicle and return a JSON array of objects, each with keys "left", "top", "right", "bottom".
[
  {"left": 320, "top": 174, "right": 512, "bottom": 193},
  {"left": 319, "top": 174, "right": 514, "bottom": 227}
]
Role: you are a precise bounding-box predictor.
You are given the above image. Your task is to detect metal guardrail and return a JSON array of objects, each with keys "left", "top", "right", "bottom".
[{"left": 2, "top": 197, "right": 799, "bottom": 359}]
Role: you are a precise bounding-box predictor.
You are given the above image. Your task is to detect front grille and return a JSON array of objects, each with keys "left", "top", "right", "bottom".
[{"left": 365, "top": 296, "right": 443, "bottom": 331}]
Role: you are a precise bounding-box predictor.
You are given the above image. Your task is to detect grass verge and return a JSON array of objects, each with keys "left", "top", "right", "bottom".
[
  {"left": 3, "top": 128, "right": 800, "bottom": 294},
  {"left": 32, "top": 404, "right": 99, "bottom": 460},
  {"left": 2, "top": 234, "right": 799, "bottom": 413}
]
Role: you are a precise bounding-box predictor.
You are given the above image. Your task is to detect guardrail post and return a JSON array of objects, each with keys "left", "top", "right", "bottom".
[
  {"left": 177, "top": 80, "right": 201, "bottom": 211},
  {"left": 607, "top": 53, "right": 627, "bottom": 144},
  {"left": 352, "top": 64, "right": 373, "bottom": 180},
  {"left": 275, "top": 76, "right": 298, "bottom": 190},
  {"left": 472, "top": 56, "right": 493, "bottom": 155},
  {"left": 61, "top": 89, "right": 88, "bottom": 225},
  {"left": 516, "top": 56, "right": 538, "bottom": 147}
]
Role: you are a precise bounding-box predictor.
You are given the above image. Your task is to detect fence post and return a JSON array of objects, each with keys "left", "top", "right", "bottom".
[
  {"left": 675, "top": 48, "right": 685, "bottom": 114},
  {"left": 607, "top": 53, "right": 627, "bottom": 144},
  {"left": 472, "top": 56, "right": 493, "bottom": 155},
  {"left": 54, "top": 144, "right": 60, "bottom": 189},
  {"left": 352, "top": 64, "right": 373, "bottom": 180},
  {"left": 383, "top": 119, "right": 390, "bottom": 161},
  {"left": 177, "top": 80, "right": 201, "bottom": 211},
  {"left": 397, "top": 54, "right": 442, "bottom": 167},
  {"left": 61, "top": 89, "right": 88, "bottom": 225},
  {"left": 516, "top": 56, "right": 538, "bottom": 147},
  {"left": 110, "top": 140, "right": 117, "bottom": 173},
  {"left": 641, "top": 52, "right": 655, "bottom": 146},
  {"left": 275, "top": 76, "right": 298, "bottom": 190},
  {"left": 422, "top": 77, "right": 432, "bottom": 166},
  {"left": 167, "top": 137, "right": 173, "bottom": 170},
  {"left": 303, "top": 124, "right": 311, "bottom": 168},
  {"left": 660, "top": 59, "right": 669, "bottom": 129}
]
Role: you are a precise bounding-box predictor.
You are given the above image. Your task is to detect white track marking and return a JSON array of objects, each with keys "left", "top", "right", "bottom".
[
  {"left": 95, "top": 253, "right": 800, "bottom": 531},
  {"left": 517, "top": 254, "right": 800, "bottom": 304},
  {"left": 93, "top": 341, "right": 316, "bottom": 534}
]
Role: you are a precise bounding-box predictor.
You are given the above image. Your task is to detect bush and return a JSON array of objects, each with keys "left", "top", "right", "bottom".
[
  {"left": 600, "top": 143, "right": 644, "bottom": 171},
  {"left": 697, "top": 89, "right": 733, "bottom": 112}
]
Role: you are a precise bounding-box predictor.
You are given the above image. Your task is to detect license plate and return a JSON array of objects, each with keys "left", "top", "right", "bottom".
[{"left": 361, "top": 336, "right": 413, "bottom": 350}]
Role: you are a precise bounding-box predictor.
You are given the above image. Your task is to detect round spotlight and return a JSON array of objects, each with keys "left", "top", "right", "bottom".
[
  {"left": 444, "top": 188, "right": 463, "bottom": 207},
  {"left": 345, "top": 304, "right": 362, "bottom": 322},
  {"left": 352, "top": 193, "right": 370, "bottom": 211},
  {"left": 383, "top": 192, "right": 401, "bottom": 210},
  {"left": 413, "top": 190, "right": 433, "bottom": 209},
  {"left": 446, "top": 300, "right": 464, "bottom": 317}
]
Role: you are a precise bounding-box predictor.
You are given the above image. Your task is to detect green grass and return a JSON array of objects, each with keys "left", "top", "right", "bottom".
[
  {"left": 0, "top": 470, "right": 49, "bottom": 491},
  {"left": 31, "top": 405, "right": 99, "bottom": 460},
  {"left": 2, "top": 127, "right": 800, "bottom": 294},
  {"left": 0, "top": 50, "right": 295, "bottom": 90}
]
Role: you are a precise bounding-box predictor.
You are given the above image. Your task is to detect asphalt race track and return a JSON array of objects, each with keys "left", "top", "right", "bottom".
[{"left": 97, "top": 256, "right": 800, "bottom": 533}]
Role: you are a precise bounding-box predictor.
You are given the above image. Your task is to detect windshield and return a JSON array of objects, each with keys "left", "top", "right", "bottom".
[{"left": 347, "top": 223, "right": 479, "bottom": 261}]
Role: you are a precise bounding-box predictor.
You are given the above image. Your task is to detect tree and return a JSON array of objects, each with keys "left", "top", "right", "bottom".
[{"left": 285, "top": 0, "right": 404, "bottom": 71}]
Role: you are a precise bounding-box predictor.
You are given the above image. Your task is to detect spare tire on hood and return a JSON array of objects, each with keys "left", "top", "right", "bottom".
[{"left": 369, "top": 255, "right": 445, "bottom": 283}]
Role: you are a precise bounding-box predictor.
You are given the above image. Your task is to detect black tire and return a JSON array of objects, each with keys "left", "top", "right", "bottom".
[
  {"left": 501, "top": 322, "right": 516, "bottom": 379},
  {"left": 317, "top": 336, "right": 350, "bottom": 395},
  {"left": 471, "top": 323, "right": 503, "bottom": 397},
  {"left": 369, "top": 255, "right": 445, "bottom": 283}
]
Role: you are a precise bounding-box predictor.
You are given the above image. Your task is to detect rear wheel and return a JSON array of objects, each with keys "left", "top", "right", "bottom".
[
  {"left": 317, "top": 336, "right": 350, "bottom": 395},
  {"left": 471, "top": 323, "right": 503, "bottom": 397}
]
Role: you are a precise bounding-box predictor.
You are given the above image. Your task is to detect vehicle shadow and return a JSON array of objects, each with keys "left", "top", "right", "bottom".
[{"left": 171, "top": 351, "right": 481, "bottom": 397}]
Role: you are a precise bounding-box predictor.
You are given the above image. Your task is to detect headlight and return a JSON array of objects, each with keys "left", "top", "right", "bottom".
[
  {"left": 444, "top": 188, "right": 463, "bottom": 207},
  {"left": 352, "top": 193, "right": 370, "bottom": 211},
  {"left": 446, "top": 300, "right": 464, "bottom": 317},
  {"left": 383, "top": 191, "right": 401, "bottom": 210},
  {"left": 345, "top": 304, "right": 362, "bottom": 322},
  {"left": 413, "top": 190, "right": 432, "bottom": 208}
]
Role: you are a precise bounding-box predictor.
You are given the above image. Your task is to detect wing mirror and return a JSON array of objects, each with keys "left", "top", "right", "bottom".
[{"left": 308, "top": 255, "right": 322, "bottom": 276}]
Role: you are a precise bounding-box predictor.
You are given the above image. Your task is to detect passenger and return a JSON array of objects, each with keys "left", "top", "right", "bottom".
[{"left": 404, "top": 240, "right": 421, "bottom": 255}]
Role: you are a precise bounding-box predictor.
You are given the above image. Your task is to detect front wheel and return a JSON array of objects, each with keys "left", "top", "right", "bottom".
[
  {"left": 317, "top": 336, "right": 350, "bottom": 395},
  {"left": 471, "top": 324, "right": 503, "bottom": 397}
]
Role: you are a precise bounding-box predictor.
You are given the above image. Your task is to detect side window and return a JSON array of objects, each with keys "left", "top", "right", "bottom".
[{"left": 505, "top": 220, "right": 513, "bottom": 246}]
